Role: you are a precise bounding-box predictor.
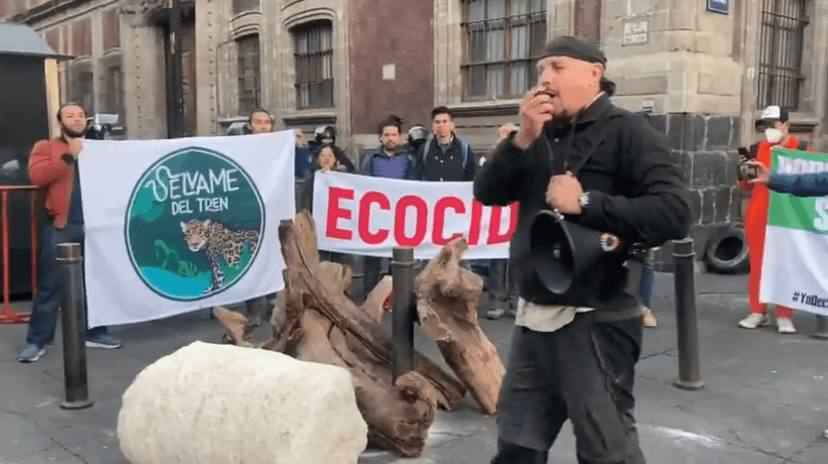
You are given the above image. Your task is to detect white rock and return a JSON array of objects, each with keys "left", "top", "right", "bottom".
[{"left": 118, "top": 341, "right": 367, "bottom": 464}]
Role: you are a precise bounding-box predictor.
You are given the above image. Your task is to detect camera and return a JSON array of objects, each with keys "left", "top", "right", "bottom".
[
  {"left": 735, "top": 146, "right": 758, "bottom": 181},
  {"left": 85, "top": 114, "right": 122, "bottom": 140},
  {"left": 313, "top": 125, "right": 337, "bottom": 145}
]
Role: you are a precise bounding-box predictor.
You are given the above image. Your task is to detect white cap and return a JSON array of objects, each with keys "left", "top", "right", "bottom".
[{"left": 762, "top": 105, "right": 782, "bottom": 120}]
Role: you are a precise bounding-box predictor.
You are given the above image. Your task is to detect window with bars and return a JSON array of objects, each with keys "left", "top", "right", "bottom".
[
  {"left": 72, "top": 70, "right": 94, "bottom": 114},
  {"left": 293, "top": 21, "right": 334, "bottom": 109},
  {"left": 237, "top": 34, "right": 261, "bottom": 116},
  {"left": 233, "top": 0, "right": 259, "bottom": 15},
  {"left": 461, "top": 0, "right": 547, "bottom": 101},
  {"left": 757, "top": 0, "right": 808, "bottom": 111},
  {"left": 101, "top": 64, "right": 124, "bottom": 118}
]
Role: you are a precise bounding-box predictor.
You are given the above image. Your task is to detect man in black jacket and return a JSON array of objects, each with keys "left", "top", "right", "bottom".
[
  {"left": 414, "top": 106, "right": 477, "bottom": 181},
  {"left": 475, "top": 36, "right": 691, "bottom": 464}
]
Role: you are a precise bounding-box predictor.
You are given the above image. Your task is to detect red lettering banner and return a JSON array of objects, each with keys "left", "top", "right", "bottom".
[{"left": 312, "top": 172, "right": 517, "bottom": 259}]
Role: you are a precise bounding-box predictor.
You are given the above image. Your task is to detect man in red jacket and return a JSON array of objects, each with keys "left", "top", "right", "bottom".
[
  {"left": 737, "top": 105, "right": 808, "bottom": 334},
  {"left": 19, "top": 103, "right": 121, "bottom": 363}
]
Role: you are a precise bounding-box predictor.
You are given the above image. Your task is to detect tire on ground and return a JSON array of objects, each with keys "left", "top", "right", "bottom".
[{"left": 704, "top": 224, "right": 749, "bottom": 274}]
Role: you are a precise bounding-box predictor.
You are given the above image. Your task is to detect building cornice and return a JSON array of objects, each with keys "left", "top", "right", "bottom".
[{"left": 10, "top": 0, "right": 95, "bottom": 25}]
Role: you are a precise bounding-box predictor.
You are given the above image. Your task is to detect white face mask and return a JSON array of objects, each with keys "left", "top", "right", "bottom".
[{"left": 765, "top": 128, "right": 783, "bottom": 144}]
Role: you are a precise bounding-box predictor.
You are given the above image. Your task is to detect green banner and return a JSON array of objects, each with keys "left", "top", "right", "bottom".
[{"left": 766, "top": 148, "right": 828, "bottom": 232}]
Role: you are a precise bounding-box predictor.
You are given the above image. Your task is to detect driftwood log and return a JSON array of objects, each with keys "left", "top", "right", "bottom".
[
  {"left": 215, "top": 211, "right": 466, "bottom": 457},
  {"left": 414, "top": 238, "right": 505, "bottom": 415}
]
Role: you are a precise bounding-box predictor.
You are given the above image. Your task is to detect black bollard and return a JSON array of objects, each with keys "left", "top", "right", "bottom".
[
  {"left": 56, "top": 243, "right": 94, "bottom": 410},
  {"left": 391, "top": 247, "right": 415, "bottom": 383},
  {"left": 672, "top": 238, "right": 704, "bottom": 391},
  {"left": 814, "top": 315, "right": 828, "bottom": 339}
]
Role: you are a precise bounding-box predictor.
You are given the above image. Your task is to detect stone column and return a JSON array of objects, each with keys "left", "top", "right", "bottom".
[
  {"left": 195, "top": 0, "right": 227, "bottom": 135},
  {"left": 121, "top": 11, "right": 167, "bottom": 139}
]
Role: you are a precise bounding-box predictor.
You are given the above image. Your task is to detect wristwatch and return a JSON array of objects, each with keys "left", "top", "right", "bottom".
[{"left": 578, "top": 192, "right": 590, "bottom": 210}]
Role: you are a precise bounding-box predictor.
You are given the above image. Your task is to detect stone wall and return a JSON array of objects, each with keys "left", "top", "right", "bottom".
[{"left": 639, "top": 112, "right": 742, "bottom": 271}]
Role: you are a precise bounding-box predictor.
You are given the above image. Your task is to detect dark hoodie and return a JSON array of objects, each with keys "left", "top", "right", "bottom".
[{"left": 473, "top": 93, "right": 691, "bottom": 320}]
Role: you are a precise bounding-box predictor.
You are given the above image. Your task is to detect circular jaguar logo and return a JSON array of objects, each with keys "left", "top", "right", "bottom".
[{"left": 125, "top": 147, "right": 265, "bottom": 301}]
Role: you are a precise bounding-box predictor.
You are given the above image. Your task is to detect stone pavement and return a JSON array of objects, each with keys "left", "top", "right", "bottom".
[{"left": 1, "top": 270, "right": 828, "bottom": 464}]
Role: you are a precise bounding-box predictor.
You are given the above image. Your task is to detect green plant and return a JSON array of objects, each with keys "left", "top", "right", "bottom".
[
  {"left": 155, "top": 239, "right": 199, "bottom": 277},
  {"left": 178, "top": 260, "right": 198, "bottom": 277},
  {"left": 154, "top": 239, "right": 179, "bottom": 272}
]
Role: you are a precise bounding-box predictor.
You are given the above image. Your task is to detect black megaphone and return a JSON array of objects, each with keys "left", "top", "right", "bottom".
[{"left": 529, "top": 209, "right": 626, "bottom": 294}]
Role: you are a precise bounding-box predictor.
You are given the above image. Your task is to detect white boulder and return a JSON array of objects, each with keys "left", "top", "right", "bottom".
[{"left": 118, "top": 341, "right": 368, "bottom": 464}]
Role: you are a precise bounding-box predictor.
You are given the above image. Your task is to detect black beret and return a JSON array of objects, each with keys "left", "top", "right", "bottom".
[{"left": 543, "top": 36, "right": 607, "bottom": 66}]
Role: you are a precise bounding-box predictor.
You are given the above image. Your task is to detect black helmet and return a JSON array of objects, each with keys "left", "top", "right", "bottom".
[
  {"left": 408, "top": 125, "right": 429, "bottom": 144},
  {"left": 227, "top": 121, "right": 250, "bottom": 136},
  {"left": 85, "top": 118, "right": 105, "bottom": 140},
  {"left": 314, "top": 125, "right": 337, "bottom": 144}
]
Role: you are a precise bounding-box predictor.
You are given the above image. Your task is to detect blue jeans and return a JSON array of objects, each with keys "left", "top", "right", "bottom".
[
  {"left": 25, "top": 222, "right": 108, "bottom": 347},
  {"left": 638, "top": 250, "right": 656, "bottom": 308}
]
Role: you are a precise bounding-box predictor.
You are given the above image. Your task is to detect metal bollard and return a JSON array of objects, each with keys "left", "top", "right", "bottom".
[
  {"left": 672, "top": 238, "right": 704, "bottom": 391},
  {"left": 391, "top": 247, "right": 415, "bottom": 383},
  {"left": 56, "top": 243, "right": 94, "bottom": 410},
  {"left": 814, "top": 315, "right": 828, "bottom": 339}
]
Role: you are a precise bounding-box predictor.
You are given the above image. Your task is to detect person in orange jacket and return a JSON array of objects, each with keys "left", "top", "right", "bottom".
[
  {"left": 738, "top": 105, "right": 810, "bottom": 334},
  {"left": 18, "top": 103, "right": 123, "bottom": 363}
]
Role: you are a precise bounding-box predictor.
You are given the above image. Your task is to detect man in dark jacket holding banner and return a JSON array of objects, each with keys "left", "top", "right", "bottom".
[
  {"left": 474, "top": 36, "right": 691, "bottom": 463},
  {"left": 747, "top": 158, "right": 828, "bottom": 195}
]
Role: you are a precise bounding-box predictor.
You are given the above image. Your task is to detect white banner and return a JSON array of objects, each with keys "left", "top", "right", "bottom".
[
  {"left": 311, "top": 172, "right": 517, "bottom": 259},
  {"left": 761, "top": 227, "right": 828, "bottom": 316},
  {"left": 79, "top": 131, "right": 295, "bottom": 327},
  {"left": 759, "top": 148, "right": 828, "bottom": 316}
]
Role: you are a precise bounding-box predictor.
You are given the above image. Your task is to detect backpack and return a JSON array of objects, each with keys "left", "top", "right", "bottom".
[{"left": 421, "top": 137, "right": 470, "bottom": 173}]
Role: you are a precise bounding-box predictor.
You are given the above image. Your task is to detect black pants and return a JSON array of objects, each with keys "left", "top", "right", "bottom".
[{"left": 492, "top": 312, "right": 645, "bottom": 464}]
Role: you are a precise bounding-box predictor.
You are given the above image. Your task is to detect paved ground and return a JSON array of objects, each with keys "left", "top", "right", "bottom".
[{"left": 2, "top": 270, "right": 828, "bottom": 464}]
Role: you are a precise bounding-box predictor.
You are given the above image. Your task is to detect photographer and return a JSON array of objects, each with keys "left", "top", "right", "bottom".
[
  {"left": 474, "top": 36, "right": 690, "bottom": 464},
  {"left": 737, "top": 105, "right": 808, "bottom": 334}
]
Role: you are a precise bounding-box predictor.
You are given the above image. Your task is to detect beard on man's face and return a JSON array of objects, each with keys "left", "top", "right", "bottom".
[
  {"left": 60, "top": 122, "right": 86, "bottom": 138},
  {"left": 544, "top": 109, "right": 574, "bottom": 127}
]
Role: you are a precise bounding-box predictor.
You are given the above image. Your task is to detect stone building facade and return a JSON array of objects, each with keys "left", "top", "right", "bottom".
[{"left": 3, "top": 0, "right": 828, "bottom": 266}]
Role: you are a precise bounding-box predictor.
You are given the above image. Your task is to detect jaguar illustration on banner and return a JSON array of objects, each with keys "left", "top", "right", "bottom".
[
  {"left": 80, "top": 131, "right": 293, "bottom": 328},
  {"left": 125, "top": 147, "right": 265, "bottom": 301}
]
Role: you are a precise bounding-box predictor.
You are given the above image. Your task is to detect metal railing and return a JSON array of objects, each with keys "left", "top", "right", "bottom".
[{"left": 0, "top": 185, "right": 39, "bottom": 324}]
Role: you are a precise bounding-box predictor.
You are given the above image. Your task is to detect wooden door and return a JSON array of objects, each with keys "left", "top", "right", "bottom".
[{"left": 163, "top": 7, "right": 197, "bottom": 137}]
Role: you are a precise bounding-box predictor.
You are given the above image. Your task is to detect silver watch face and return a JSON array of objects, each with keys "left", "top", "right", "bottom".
[{"left": 600, "top": 233, "right": 621, "bottom": 252}]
